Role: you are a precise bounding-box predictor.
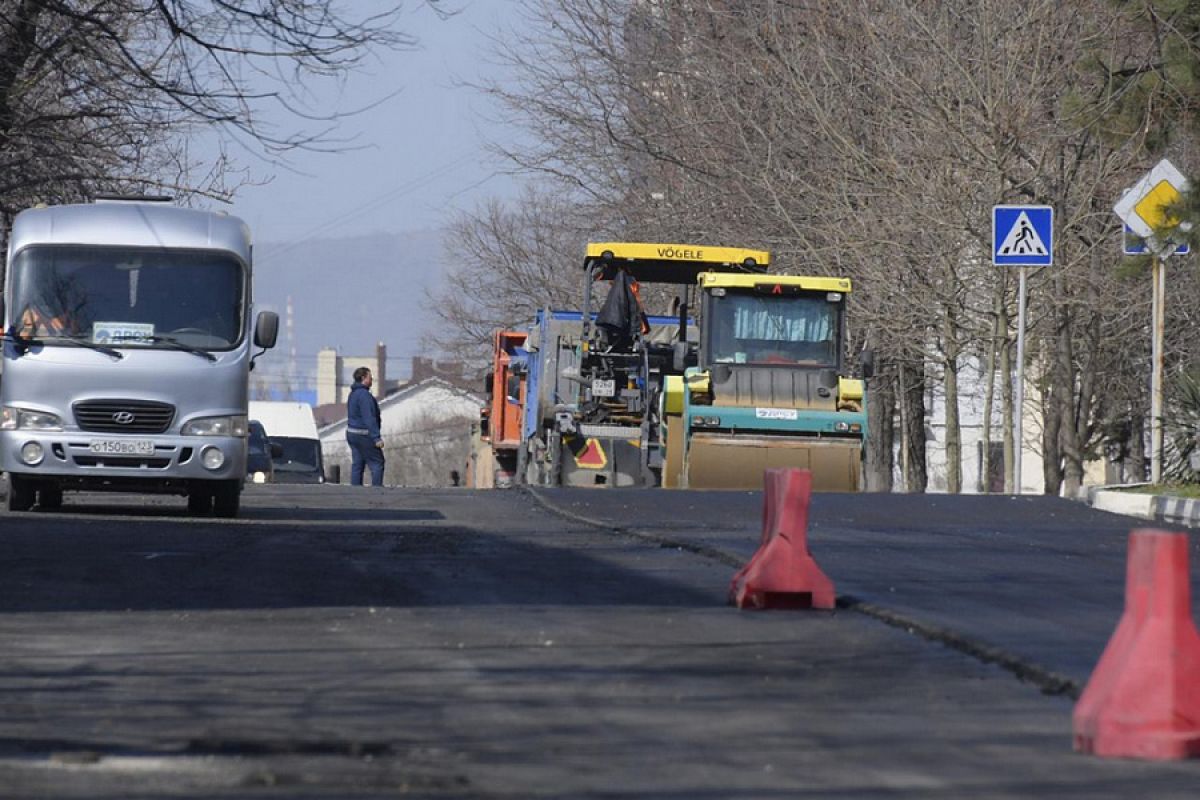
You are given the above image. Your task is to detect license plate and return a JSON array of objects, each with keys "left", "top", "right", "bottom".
[
  {"left": 755, "top": 407, "right": 799, "bottom": 421},
  {"left": 89, "top": 439, "right": 155, "bottom": 455},
  {"left": 592, "top": 379, "right": 615, "bottom": 398}
]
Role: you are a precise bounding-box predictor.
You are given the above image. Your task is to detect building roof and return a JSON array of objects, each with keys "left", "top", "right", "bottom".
[{"left": 313, "top": 402, "right": 346, "bottom": 428}]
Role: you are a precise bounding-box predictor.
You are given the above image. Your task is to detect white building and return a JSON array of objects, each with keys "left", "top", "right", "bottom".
[{"left": 924, "top": 355, "right": 1106, "bottom": 495}]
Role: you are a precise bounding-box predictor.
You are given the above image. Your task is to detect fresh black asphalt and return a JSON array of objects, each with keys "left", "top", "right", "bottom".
[{"left": 0, "top": 484, "right": 1193, "bottom": 798}]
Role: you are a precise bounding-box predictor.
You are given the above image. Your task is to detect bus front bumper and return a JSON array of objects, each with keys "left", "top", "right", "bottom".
[{"left": 0, "top": 431, "right": 246, "bottom": 488}]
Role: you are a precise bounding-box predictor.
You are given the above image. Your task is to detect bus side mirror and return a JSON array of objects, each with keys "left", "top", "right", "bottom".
[{"left": 254, "top": 311, "right": 279, "bottom": 349}]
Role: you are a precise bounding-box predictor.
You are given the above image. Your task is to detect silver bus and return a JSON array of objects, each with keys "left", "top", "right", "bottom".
[{"left": 1, "top": 198, "right": 279, "bottom": 516}]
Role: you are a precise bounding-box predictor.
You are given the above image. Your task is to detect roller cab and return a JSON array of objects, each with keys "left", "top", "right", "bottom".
[{"left": 662, "top": 273, "right": 868, "bottom": 491}]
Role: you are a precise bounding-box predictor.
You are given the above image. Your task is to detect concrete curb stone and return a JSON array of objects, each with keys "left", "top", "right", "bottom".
[{"left": 1088, "top": 485, "right": 1200, "bottom": 529}]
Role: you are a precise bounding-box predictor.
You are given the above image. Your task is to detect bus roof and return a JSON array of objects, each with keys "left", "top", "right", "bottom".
[
  {"left": 584, "top": 242, "right": 769, "bottom": 284},
  {"left": 699, "top": 273, "right": 852, "bottom": 293},
  {"left": 8, "top": 202, "right": 252, "bottom": 265}
]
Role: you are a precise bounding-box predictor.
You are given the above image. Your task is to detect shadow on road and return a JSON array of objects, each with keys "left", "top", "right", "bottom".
[{"left": 0, "top": 509, "right": 720, "bottom": 613}]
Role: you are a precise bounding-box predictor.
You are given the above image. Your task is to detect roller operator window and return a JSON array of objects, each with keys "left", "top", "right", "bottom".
[{"left": 707, "top": 292, "right": 839, "bottom": 367}]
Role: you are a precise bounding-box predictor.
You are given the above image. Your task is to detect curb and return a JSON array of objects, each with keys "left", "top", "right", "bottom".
[
  {"left": 1089, "top": 487, "right": 1200, "bottom": 529},
  {"left": 1152, "top": 495, "right": 1200, "bottom": 529}
]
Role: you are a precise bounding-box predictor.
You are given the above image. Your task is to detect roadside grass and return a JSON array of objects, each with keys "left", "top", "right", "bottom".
[{"left": 1121, "top": 483, "right": 1200, "bottom": 498}]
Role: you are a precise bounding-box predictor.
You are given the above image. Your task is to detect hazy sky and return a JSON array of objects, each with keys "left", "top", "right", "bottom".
[{"left": 226, "top": 1, "right": 523, "bottom": 248}]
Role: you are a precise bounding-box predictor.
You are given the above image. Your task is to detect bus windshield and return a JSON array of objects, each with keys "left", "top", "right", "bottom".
[
  {"left": 9, "top": 245, "right": 245, "bottom": 350},
  {"left": 707, "top": 292, "right": 840, "bottom": 367}
]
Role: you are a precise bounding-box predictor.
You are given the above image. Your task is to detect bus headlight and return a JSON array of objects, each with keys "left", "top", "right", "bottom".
[
  {"left": 182, "top": 415, "right": 248, "bottom": 437},
  {"left": 1, "top": 406, "right": 63, "bottom": 431},
  {"left": 200, "top": 446, "right": 226, "bottom": 471}
]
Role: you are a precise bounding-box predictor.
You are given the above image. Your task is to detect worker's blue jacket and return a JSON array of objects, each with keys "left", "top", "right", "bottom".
[{"left": 346, "top": 382, "right": 382, "bottom": 442}]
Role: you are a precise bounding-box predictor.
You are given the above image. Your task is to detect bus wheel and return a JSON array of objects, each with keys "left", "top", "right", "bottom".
[
  {"left": 7, "top": 475, "right": 36, "bottom": 512},
  {"left": 212, "top": 481, "right": 241, "bottom": 518},
  {"left": 38, "top": 484, "right": 63, "bottom": 510}
]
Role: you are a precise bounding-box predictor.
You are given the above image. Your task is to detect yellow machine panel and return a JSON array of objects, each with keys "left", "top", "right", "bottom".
[
  {"left": 839, "top": 377, "right": 864, "bottom": 402},
  {"left": 663, "top": 375, "right": 685, "bottom": 415},
  {"left": 586, "top": 242, "right": 770, "bottom": 268},
  {"left": 662, "top": 415, "right": 686, "bottom": 489},
  {"left": 698, "top": 273, "right": 851, "bottom": 292}
]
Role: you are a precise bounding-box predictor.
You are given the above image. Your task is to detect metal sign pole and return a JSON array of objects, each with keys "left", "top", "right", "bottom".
[
  {"left": 993, "top": 204, "right": 1052, "bottom": 495},
  {"left": 1151, "top": 254, "right": 1165, "bottom": 485},
  {"left": 1112, "top": 159, "right": 1189, "bottom": 486},
  {"left": 1014, "top": 268, "right": 1027, "bottom": 495}
]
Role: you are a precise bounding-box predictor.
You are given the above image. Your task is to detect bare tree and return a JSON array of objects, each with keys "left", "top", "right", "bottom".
[
  {"left": 428, "top": 184, "right": 597, "bottom": 364},
  {"left": 452, "top": 0, "right": 1200, "bottom": 495},
  {"left": 0, "top": 1, "right": 430, "bottom": 217}
]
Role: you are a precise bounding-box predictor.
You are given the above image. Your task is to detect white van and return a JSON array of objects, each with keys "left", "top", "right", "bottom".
[{"left": 247, "top": 401, "right": 324, "bottom": 484}]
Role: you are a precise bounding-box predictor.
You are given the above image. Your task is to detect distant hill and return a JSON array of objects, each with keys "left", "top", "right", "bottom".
[{"left": 252, "top": 229, "right": 445, "bottom": 384}]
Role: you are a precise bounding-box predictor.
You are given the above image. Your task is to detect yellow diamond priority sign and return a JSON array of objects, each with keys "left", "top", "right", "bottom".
[
  {"left": 1134, "top": 180, "right": 1182, "bottom": 230},
  {"left": 1114, "top": 159, "right": 1190, "bottom": 248}
]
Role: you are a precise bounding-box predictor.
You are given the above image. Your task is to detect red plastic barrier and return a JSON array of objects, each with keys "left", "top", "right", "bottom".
[
  {"left": 729, "top": 468, "right": 835, "bottom": 610},
  {"left": 1073, "top": 528, "right": 1200, "bottom": 760}
]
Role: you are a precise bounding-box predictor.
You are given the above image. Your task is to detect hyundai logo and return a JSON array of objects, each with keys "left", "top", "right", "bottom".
[{"left": 112, "top": 411, "right": 136, "bottom": 425}]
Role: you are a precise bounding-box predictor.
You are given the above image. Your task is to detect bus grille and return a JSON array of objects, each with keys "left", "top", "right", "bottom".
[{"left": 74, "top": 400, "right": 175, "bottom": 434}]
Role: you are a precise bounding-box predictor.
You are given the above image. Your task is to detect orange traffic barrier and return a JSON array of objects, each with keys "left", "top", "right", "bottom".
[
  {"left": 729, "top": 468, "right": 835, "bottom": 610},
  {"left": 1073, "top": 528, "right": 1200, "bottom": 760}
]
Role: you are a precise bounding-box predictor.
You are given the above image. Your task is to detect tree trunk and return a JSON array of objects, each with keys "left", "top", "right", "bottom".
[
  {"left": 866, "top": 365, "right": 895, "bottom": 492},
  {"left": 1129, "top": 403, "right": 1147, "bottom": 482},
  {"left": 1042, "top": 362, "right": 1064, "bottom": 495},
  {"left": 1055, "top": 295, "right": 1084, "bottom": 498},
  {"left": 980, "top": 292, "right": 1006, "bottom": 493},
  {"left": 942, "top": 314, "right": 962, "bottom": 494},
  {"left": 900, "top": 359, "right": 928, "bottom": 493}
]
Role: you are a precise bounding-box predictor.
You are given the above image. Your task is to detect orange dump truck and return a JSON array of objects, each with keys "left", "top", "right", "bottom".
[{"left": 477, "top": 330, "right": 529, "bottom": 487}]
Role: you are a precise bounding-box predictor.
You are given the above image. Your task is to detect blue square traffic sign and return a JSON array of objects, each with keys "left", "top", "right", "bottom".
[
  {"left": 993, "top": 205, "right": 1053, "bottom": 266},
  {"left": 1123, "top": 224, "right": 1190, "bottom": 256}
]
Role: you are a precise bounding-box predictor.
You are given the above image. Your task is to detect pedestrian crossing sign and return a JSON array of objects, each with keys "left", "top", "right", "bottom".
[{"left": 993, "top": 205, "right": 1053, "bottom": 266}]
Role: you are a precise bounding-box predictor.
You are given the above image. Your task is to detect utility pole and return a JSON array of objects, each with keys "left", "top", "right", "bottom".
[{"left": 286, "top": 294, "right": 296, "bottom": 401}]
